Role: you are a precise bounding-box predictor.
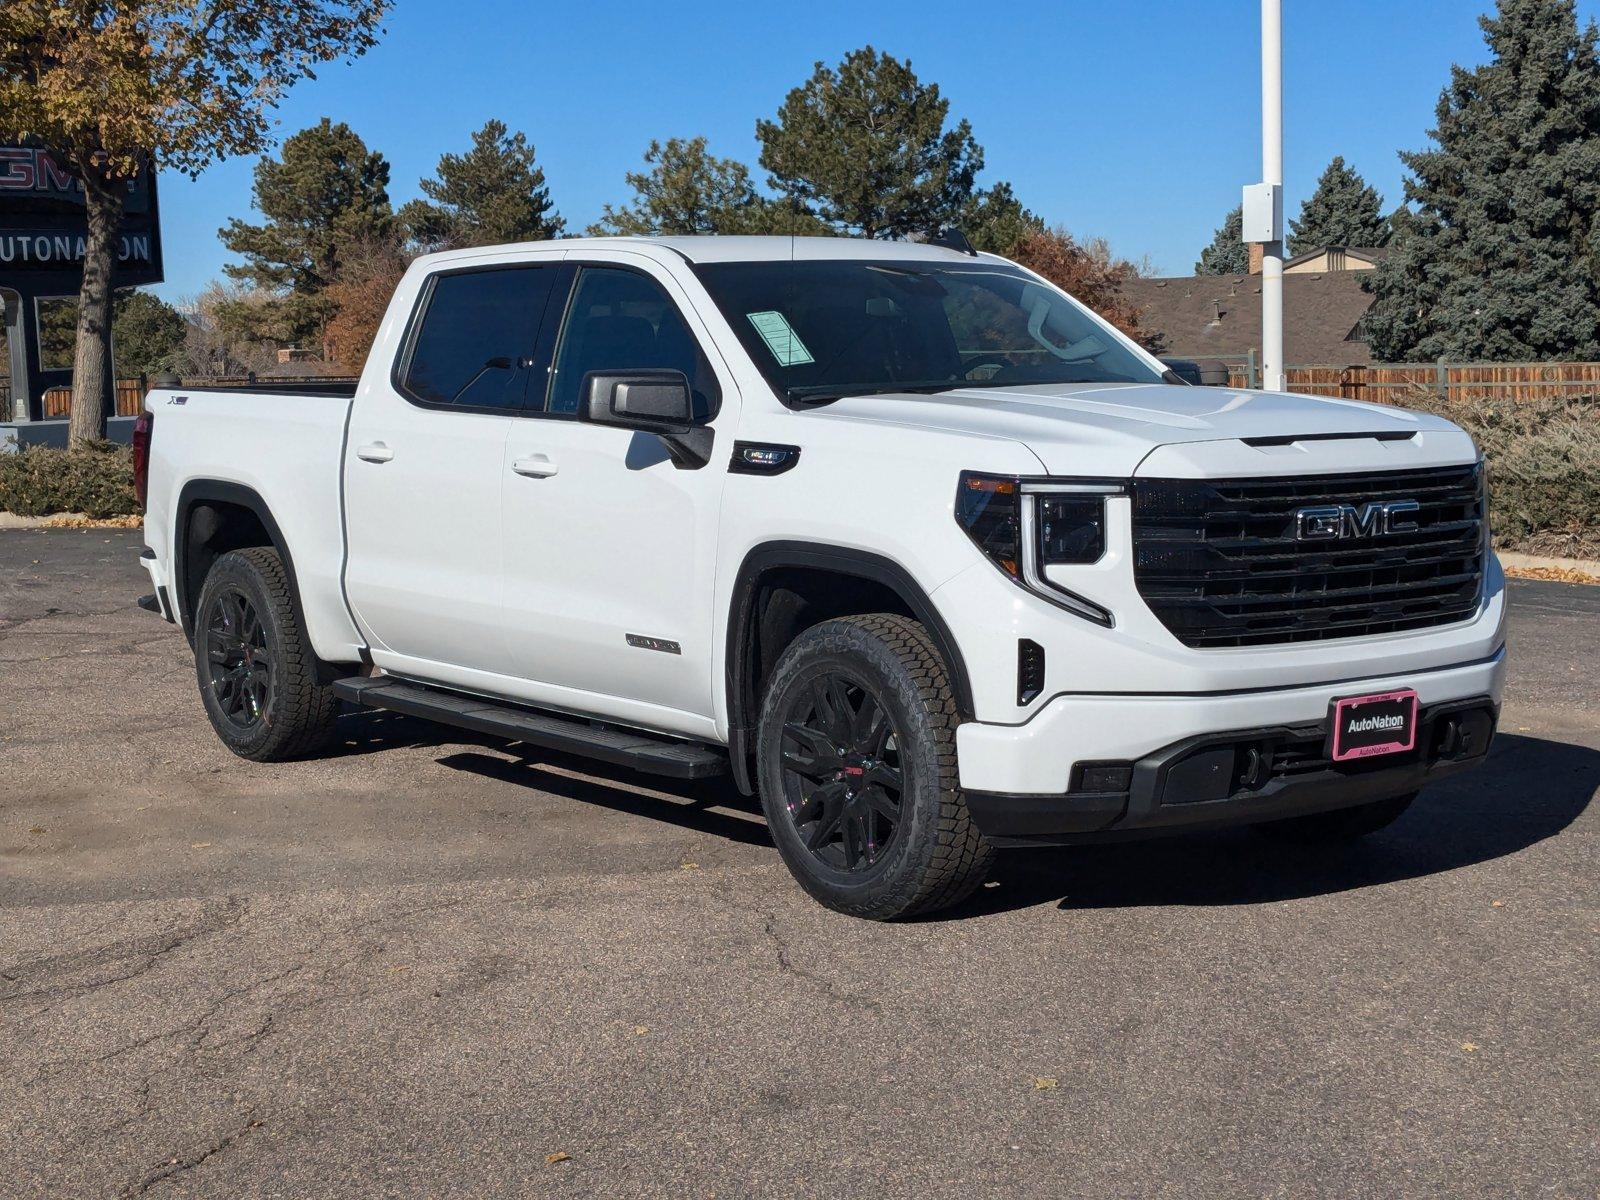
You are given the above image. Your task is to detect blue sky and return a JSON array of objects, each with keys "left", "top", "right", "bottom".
[{"left": 150, "top": 0, "right": 1600, "bottom": 302}]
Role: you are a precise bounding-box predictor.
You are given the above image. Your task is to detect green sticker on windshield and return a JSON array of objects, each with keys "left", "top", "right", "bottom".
[{"left": 747, "top": 311, "right": 814, "bottom": 366}]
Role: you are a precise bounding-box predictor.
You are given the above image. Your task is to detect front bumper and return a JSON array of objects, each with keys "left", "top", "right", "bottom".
[{"left": 955, "top": 649, "right": 1504, "bottom": 844}]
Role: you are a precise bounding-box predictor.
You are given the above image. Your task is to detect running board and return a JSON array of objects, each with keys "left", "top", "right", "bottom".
[{"left": 332, "top": 677, "right": 728, "bottom": 779}]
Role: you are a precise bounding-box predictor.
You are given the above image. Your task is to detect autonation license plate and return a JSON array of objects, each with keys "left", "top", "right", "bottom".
[{"left": 1328, "top": 689, "right": 1419, "bottom": 762}]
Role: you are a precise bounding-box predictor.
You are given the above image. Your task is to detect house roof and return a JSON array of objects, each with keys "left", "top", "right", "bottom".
[
  {"left": 1283, "top": 244, "right": 1394, "bottom": 271},
  {"left": 1123, "top": 270, "right": 1377, "bottom": 366}
]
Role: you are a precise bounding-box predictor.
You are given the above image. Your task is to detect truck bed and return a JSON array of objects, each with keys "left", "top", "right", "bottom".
[
  {"left": 140, "top": 385, "right": 366, "bottom": 665},
  {"left": 172, "top": 380, "right": 359, "bottom": 398}
]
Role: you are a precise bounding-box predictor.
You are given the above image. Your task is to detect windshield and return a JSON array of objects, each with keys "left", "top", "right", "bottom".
[{"left": 693, "top": 258, "right": 1166, "bottom": 403}]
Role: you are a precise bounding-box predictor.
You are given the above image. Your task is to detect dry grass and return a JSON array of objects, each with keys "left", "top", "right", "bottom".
[{"left": 1373, "top": 390, "right": 1600, "bottom": 558}]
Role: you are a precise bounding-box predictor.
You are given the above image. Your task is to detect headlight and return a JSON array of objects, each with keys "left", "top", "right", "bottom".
[
  {"left": 1036, "top": 494, "right": 1106, "bottom": 565},
  {"left": 955, "top": 473, "right": 1120, "bottom": 625}
]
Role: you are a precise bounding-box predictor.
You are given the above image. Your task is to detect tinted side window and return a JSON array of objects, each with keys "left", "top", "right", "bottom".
[
  {"left": 547, "top": 267, "right": 718, "bottom": 419},
  {"left": 402, "top": 267, "right": 559, "bottom": 410}
]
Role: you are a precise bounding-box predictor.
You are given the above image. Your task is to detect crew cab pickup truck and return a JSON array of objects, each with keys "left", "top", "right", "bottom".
[{"left": 135, "top": 235, "right": 1504, "bottom": 919}]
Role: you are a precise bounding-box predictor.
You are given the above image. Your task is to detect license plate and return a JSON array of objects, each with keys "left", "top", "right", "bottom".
[{"left": 1328, "top": 689, "right": 1419, "bottom": 762}]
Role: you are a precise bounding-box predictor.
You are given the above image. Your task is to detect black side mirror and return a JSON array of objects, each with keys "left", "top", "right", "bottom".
[
  {"left": 1159, "top": 358, "right": 1202, "bottom": 386},
  {"left": 579, "top": 370, "right": 713, "bottom": 469}
]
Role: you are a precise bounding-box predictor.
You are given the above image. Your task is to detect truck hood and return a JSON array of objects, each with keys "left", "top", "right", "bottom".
[{"left": 822, "top": 382, "right": 1466, "bottom": 477}]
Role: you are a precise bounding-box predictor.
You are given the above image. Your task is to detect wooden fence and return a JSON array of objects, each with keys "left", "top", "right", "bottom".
[
  {"left": 40, "top": 379, "right": 147, "bottom": 419},
  {"left": 1211, "top": 358, "right": 1600, "bottom": 402},
  {"left": 36, "top": 375, "right": 360, "bottom": 420}
]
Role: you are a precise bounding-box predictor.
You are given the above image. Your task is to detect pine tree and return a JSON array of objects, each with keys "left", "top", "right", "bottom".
[
  {"left": 219, "top": 119, "right": 393, "bottom": 346},
  {"left": 1289, "top": 156, "right": 1391, "bottom": 253},
  {"left": 111, "top": 292, "right": 187, "bottom": 377},
  {"left": 962, "top": 182, "right": 1045, "bottom": 257},
  {"left": 1365, "top": 0, "right": 1600, "bottom": 362},
  {"left": 400, "top": 120, "right": 563, "bottom": 252},
  {"left": 757, "top": 46, "right": 983, "bottom": 239},
  {"left": 1195, "top": 206, "right": 1251, "bottom": 274}
]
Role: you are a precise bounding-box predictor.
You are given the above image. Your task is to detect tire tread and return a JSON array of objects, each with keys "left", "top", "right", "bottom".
[{"left": 196, "top": 546, "right": 340, "bottom": 761}]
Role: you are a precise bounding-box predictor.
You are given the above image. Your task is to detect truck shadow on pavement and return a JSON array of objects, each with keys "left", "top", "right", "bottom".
[
  {"left": 330, "top": 713, "right": 1594, "bottom": 918},
  {"left": 954, "top": 731, "right": 1597, "bottom": 919}
]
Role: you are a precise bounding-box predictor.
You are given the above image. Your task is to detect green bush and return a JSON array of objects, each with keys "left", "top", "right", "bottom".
[
  {"left": 1376, "top": 391, "right": 1600, "bottom": 558},
  {"left": 0, "top": 441, "right": 139, "bottom": 519}
]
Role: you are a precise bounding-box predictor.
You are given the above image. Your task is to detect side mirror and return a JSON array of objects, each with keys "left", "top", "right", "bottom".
[
  {"left": 1160, "top": 358, "right": 1202, "bottom": 386},
  {"left": 581, "top": 370, "right": 693, "bottom": 432},
  {"left": 579, "top": 370, "right": 713, "bottom": 469}
]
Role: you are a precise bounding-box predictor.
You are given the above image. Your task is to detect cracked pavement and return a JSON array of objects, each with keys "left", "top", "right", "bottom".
[{"left": 2, "top": 530, "right": 1597, "bottom": 1198}]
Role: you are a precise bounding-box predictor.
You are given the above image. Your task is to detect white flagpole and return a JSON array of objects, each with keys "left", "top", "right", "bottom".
[{"left": 1261, "top": 0, "right": 1286, "bottom": 392}]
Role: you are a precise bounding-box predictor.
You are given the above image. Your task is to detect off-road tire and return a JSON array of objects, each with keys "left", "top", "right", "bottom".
[
  {"left": 756, "top": 613, "right": 994, "bottom": 920},
  {"left": 1253, "top": 791, "right": 1418, "bottom": 844},
  {"left": 194, "top": 546, "right": 340, "bottom": 761}
]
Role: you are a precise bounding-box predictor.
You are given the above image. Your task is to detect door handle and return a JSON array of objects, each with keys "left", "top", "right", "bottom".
[
  {"left": 512, "top": 454, "right": 558, "bottom": 478},
  {"left": 355, "top": 441, "right": 393, "bottom": 463}
]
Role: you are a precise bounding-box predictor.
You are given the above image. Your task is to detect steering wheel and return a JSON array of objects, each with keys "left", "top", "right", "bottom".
[{"left": 960, "top": 352, "right": 1013, "bottom": 379}]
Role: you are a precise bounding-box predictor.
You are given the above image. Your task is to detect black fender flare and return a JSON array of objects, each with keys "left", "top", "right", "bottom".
[
  {"left": 723, "top": 540, "right": 974, "bottom": 794},
  {"left": 173, "top": 479, "right": 311, "bottom": 650}
]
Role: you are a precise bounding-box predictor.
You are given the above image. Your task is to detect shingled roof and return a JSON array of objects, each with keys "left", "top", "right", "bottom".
[{"left": 1123, "top": 271, "right": 1377, "bottom": 367}]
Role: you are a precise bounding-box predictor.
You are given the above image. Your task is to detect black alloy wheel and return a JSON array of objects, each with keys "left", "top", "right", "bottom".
[
  {"left": 204, "top": 586, "right": 273, "bottom": 730},
  {"left": 778, "top": 672, "right": 905, "bottom": 872},
  {"left": 192, "top": 546, "right": 340, "bottom": 761},
  {"left": 755, "top": 614, "right": 994, "bottom": 920}
]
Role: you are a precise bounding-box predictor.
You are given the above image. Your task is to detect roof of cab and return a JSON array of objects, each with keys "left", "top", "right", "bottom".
[{"left": 414, "top": 234, "right": 995, "bottom": 270}]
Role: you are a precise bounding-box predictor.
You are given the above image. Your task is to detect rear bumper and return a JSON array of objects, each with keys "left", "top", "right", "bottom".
[{"left": 955, "top": 649, "right": 1504, "bottom": 845}]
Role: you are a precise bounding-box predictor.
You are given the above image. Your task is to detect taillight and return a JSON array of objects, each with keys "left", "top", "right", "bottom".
[{"left": 131, "top": 410, "right": 153, "bottom": 509}]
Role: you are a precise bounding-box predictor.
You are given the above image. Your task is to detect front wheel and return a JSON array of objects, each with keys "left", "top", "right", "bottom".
[
  {"left": 755, "top": 614, "right": 994, "bottom": 920},
  {"left": 193, "top": 546, "right": 340, "bottom": 761}
]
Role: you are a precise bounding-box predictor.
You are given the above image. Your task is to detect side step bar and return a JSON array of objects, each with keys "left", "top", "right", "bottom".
[{"left": 332, "top": 676, "right": 728, "bottom": 780}]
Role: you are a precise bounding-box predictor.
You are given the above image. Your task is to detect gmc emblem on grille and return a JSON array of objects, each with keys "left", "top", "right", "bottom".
[{"left": 1295, "top": 500, "right": 1421, "bottom": 540}]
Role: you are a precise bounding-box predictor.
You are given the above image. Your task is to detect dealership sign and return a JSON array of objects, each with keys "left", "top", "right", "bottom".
[
  {"left": 1, "top": 143, "right": 164, "bottom": 422},
  {"left": 0, "top": 230, "right": 157, "bottom": 268},
  {"left": 0, "top": 144, "right": 163, "bottom": 287}
]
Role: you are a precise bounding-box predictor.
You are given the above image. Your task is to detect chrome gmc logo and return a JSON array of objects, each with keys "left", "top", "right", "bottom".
[{"left": 1295, "top": 500, "right": 1421, "bottom": 540}]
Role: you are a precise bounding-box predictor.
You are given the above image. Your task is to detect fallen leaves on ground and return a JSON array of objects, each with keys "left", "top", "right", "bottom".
[
  {"left": 545, "top": 1152, "right": 571, "bottom": 1165},
  {"left": 1503, "top": 565, "right": 1599, "bottom": 586},
  {"left": 38, "top": 513, "right": 143, "bottom": 529}
]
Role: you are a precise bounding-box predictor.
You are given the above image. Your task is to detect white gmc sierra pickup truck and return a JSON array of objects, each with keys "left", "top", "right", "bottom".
[{"left": 135, "top": 235, "right": 1505, "bottom": 919}]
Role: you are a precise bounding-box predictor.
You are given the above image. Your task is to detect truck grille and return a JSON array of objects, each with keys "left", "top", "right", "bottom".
[{"left": 1131, "top": 464, "right": 1486, "bottom": 648}]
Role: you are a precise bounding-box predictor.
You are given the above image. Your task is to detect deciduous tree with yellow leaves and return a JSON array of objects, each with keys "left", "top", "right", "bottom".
[{"left": 0, "top": 1, "right": 387, "bottom": 444}]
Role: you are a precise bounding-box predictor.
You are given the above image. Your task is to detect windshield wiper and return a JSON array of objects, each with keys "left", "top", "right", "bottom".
[{"left": 785, "top": 381, "right": 965, "bottom": 406}]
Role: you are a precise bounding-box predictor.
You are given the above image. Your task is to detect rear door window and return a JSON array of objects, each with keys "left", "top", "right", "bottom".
[{"left": 400, "top": 266, "right": 562, "bottom": 411}]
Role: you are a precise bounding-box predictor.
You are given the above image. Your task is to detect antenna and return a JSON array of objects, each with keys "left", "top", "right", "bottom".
[{"left": 929, "top": 227, "right": 977, "bottom": 256}]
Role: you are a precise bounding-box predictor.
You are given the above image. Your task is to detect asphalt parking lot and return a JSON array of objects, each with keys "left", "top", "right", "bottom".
[{"left": 2, "top": 529, "right": 1596, "bottom": 1199}]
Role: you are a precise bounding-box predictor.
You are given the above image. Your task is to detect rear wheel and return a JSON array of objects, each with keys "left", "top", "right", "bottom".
[
  {"left": 194, "top": 546, "right": 340, "bottom": 761},
  {"left": 1253, "top": 791, "right": 1417, "bottom": 844},
  {"left": 756, "top": 614, "right": 993, "bottom": 920}
]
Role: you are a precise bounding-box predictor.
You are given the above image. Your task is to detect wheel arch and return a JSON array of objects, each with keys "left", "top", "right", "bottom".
[
  {"left": 171, "top": 480, "right": 344, "bottom": 682},
  {"left": 724, "top": 541, "right": 974, "bottom": 794}
]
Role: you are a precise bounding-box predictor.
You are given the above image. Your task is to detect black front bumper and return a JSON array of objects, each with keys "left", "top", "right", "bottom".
[{"left": 966, "top": 697, "right": 1497, "bottom": 846}]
